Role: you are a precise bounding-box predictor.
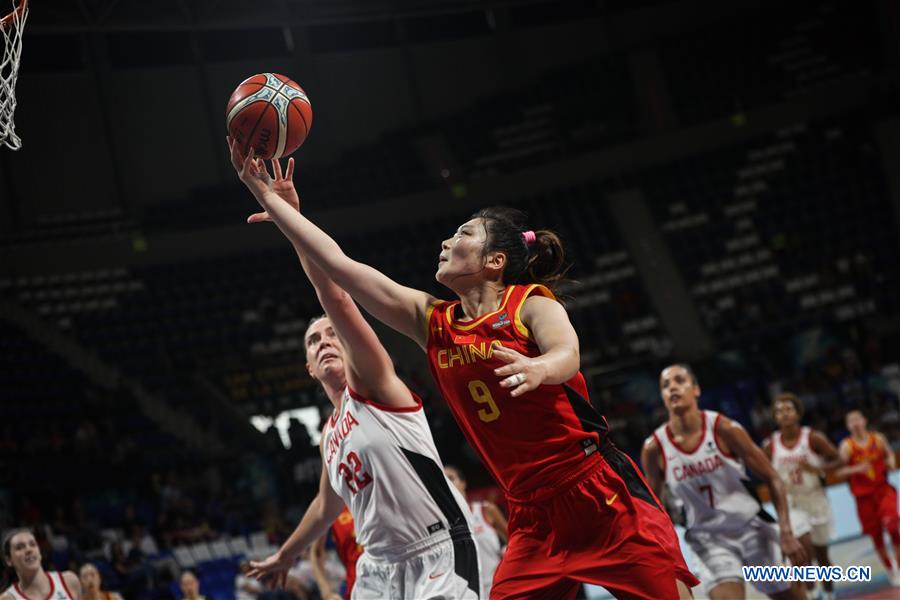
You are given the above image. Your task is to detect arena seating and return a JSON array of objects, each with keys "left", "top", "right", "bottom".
[
  {"left": 661, "top": 2, "right": 882, "bottom": 124},
  {"left": 2, "top": 257, "right": 324, "bottom": 418},
  {"left": 637, "top": 113, "right": 900, "bottom": 345},
  {"left": 442, "top": 57, "right": 635, "bottom": 178},
  {"left": 0, "top": 208, "right": 137, "bottom": 245}
]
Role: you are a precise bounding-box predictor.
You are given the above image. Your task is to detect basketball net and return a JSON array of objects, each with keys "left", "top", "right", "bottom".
[{"left": 0, "top": 0, "right": 28, "bottom": 150}]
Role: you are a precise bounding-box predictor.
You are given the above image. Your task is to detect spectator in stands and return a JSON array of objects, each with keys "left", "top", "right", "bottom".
[
  {"left": 263, "top": 425, "right": 282, "bottom": 451},
  {"left": 287, "top": 419, "right": 313, "bottom": 458},
  {"left": 78, "top": 563, "right": 122, "bottom": 600},
  {"left": 127, "top": 525, "right": 157, "bottom": 558},
  {"left": 50, "top": 506, "right": 71, "bottom": 542},
  {"left": 259, "top": 502, "right": 289, "bottom": 546},
  {"left": 235, "top": 560, "right": 262, "bottom": 600},
  {"left": 109, "top": 541, "right": 148, "bottom": 599},
  {"left": 69, "top": 500, "right": 99, "bottom": 557},
  {"left": 160, "top": 471, "right": 184, "bottom": 513},
  {"left": 179, "top": 570, "right": 206, "bottom": 600}
]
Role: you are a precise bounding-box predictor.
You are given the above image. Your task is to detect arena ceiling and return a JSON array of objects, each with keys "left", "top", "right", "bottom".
[{"left": 28, "top": 0, "right": 613, "bottom": 32}]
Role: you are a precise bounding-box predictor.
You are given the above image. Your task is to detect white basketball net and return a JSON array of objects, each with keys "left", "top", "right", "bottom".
[{"left": 1, "top": 0, "right": 28, "bottom": 150}]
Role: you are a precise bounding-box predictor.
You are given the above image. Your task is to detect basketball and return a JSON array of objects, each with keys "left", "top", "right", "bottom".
[{"left": 225, "top": 73, "right": 312, "bottom": 160}]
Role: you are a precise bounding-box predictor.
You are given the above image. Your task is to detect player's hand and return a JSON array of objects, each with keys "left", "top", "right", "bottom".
[
  {"left": 246, "top": 550, "right": 292, "bottom": 590},
  {"left": 228, "top": 136, "right": 272, "bottom": 196},
  {"left": 493, "top": 345, "right": 548, "bottom": 397},
  {"left": 780, "top": 531, "right": 808, "bottom": 566},
  {"left": 247, "top": 158, "right": 300, "bottom": 224}
]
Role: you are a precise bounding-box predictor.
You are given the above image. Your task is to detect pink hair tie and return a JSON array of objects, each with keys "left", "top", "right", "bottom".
[{"left": 522, "top": 230, "right": 537, "bottom": 245}]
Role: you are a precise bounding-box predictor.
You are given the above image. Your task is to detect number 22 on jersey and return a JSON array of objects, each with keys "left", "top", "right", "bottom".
[{"left": 338, "top": 451, "right": 372, "bottom": 495}]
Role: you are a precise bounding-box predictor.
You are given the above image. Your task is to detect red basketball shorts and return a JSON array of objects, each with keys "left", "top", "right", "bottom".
[
  {"left": 855, "top": 484, "right": 899, "bottom": 539},
  {"left": 490, "top": 448, "right": 700, "bottom": 599}
]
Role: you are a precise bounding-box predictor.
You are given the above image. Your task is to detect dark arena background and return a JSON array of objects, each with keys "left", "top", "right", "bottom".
[{"left": 2, "top": 0, "right": 900, "bottom": 599}]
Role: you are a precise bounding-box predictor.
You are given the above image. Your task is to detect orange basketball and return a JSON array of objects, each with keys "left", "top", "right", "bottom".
[{"left": 225, "top": 73, "right": 312, "bottom": 160}]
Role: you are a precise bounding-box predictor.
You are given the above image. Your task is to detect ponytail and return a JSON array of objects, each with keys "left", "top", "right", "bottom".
[
  {"left": 471, "top": 207, "right": 572, "bottom": 295},
  {"left": 526, "top": 230, "right": 568, "bottom": 291}
]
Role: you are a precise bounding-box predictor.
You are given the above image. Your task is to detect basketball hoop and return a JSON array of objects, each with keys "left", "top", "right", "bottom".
[{"left": 1, "top": 0, "right": 28, "bottom": 150}]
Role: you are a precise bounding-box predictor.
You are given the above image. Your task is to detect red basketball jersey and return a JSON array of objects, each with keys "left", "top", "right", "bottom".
[
  {"left": 425, "top": 284, "right": 608, "bottom": 497},
  {"left": 330, "top": 506, "right": 362, "bottom": 599},
  {"left": 847, "top": 433, "right": 889, "bottom": 497}
]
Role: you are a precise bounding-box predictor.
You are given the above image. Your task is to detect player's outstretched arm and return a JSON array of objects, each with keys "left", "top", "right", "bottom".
[
  {"left": 249, "top": 158, "right": 416, "bottom": 408},
  {"left": 300, "top": 251, "right": 417, "bottom": 407},
  {"left": 493, "top": 296, "right": 579, "bottom": 397},
  {"left": 229, "top": 140, "right": 436, "bottom": 349},
  {"left": 248, "top": 450, "right": 345, "bottom": 588},
  {"left": 717, "top": 417, "right": 808, "bottom": 566}
]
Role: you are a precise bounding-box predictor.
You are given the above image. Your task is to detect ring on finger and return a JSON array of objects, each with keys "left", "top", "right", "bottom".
[{"left": 511, "top": 373, "right": 525, "bottom": 386}]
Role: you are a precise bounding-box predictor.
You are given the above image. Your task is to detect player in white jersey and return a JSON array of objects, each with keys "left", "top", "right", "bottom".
[
  {"left": 237, "top": 152, "right": 480, "bottom": 599},
  {"left": 763, "top": 393, "right": 842, "bottom": 600},
  {"left": 2, "top": 528, "right": 81, "bottom": 600},
  {"left": 444, "top": 466, "right": 508, "bottom": 597},
  {"left": 641, "top": 364, "right": 807, "bottom": 600}
]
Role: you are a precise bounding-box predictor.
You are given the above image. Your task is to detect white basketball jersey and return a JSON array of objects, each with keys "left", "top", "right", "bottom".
[
  {"left": 771, "top": 427, "right": 825, "bottom": 496},
  {"left": 322, "top": 387, "right": 473, "bottom": 558},
  {"left": 5, "top": 572, "right": 75, "bottom": 600},
  {"left": 469, "top": 501, "right": 502, "bottom": 591},
  {"left": 654, "top": 410, "right": 762, "bottom": 532}
]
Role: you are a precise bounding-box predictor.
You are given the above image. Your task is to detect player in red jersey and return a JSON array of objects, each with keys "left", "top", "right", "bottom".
[
  {"left": 838, "top": 410, "right": 900, "bottom": 584},
  {"left": 231, "top": 143, "right": 699, "bottom": 599},
  {"left": 311, "top": 506, "right": 363, "bottom": 600}
]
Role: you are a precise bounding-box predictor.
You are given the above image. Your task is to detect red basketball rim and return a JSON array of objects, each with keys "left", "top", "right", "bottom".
[{"left": 0, "top": 0, "right": 27, "bottom": 29}]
